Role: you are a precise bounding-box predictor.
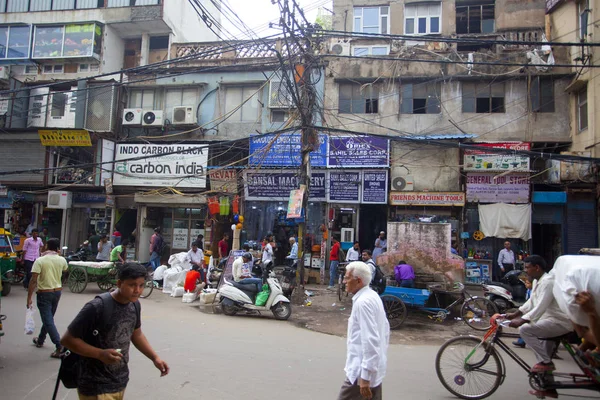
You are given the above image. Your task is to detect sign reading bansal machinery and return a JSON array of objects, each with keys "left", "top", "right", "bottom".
[
  {"left": 328, "top": 136, "right": 389, "bottom": 168},
  {"left": 244, "top": 170, "right": 326, "bottom": 201},
  {"left": 464, "top": 142, "right": 531, "bottom": 172},
  {"left": 113, "top": 144, "right": 208, "bottom": 188},
  {"left": 466, "top": 172, "right": 530, "bottom": 203}
]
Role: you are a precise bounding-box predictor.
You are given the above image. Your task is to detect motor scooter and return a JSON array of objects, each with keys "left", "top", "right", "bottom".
[
  {"left": 218, "top": 261, "right": 292, "bottom": 320},
  {"left": 275, "top": 258, "right": 297, "bottom": 299},
  {"left": 483, "top": 269, "right": 528, "bottom": 313},
  {"left": 65, "top": 241, "right": 92, "bottom": 262}
]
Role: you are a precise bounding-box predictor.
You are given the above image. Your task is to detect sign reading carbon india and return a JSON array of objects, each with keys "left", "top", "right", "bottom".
[{"left": 113, "top": 144, "right": 208, "bottom": 188}]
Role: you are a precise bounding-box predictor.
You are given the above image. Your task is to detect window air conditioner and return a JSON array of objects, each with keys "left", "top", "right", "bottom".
[{"left": 47, "top": 191, "right": 72, "bottom": 210}]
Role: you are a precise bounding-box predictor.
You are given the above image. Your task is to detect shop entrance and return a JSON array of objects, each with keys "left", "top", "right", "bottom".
[
  {"left": 359, "top": 204, "right": 387, "bottom": 252},
  {"left": 532, "top": 223, "right": 562, "bottom": 268},
  {"left": 115, "top": 209, "right": 137, "bottom": 243}
]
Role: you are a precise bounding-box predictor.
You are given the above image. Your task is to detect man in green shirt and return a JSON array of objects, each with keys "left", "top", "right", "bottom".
[{"left": 110, "top": 240, "right": 128, "bottom": 263}]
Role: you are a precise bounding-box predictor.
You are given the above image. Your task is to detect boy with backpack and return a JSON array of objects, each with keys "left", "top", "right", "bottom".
[{"left": 60, "top": 263, "right": 169, "bottom": 399}]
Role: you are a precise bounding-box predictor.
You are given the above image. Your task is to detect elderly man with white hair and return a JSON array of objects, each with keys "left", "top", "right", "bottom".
[
  {"left": 286, "top": 236, "right": 298, "bottom": 261},
  {"left": 337, "top": 261, "right": 390, "bottom": 400}
]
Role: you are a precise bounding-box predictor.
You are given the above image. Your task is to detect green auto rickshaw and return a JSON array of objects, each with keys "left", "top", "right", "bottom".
[{"left": 0, "top": 228, "right": 17, "bottom": 296}]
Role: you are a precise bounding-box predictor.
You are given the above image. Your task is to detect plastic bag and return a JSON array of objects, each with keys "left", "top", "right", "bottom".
[
  {"left": 182, "top": 291, "right": 198, "bottom": 303},
  {"left": 255, "top": 284, "right": 270, "bottom": 307},
  {"left": 171, "top": 286, "right": 185, "bottom": 298},
  {"left": 25, "top": 307, "right": 35, "bottom": 335}
]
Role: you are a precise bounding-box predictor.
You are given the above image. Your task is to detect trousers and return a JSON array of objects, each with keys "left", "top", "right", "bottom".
[
  {"left": 519, "top": 319, "right": 571, "bottom": 363},
  {"left": 36, "top": 291, "right": 62, "bottom": 348},
  {"left": 78, "top": 390, "right": 125, "bottom": 400},
  {"left": 337, "top": 379, "right": 382, "bottom": 400}
]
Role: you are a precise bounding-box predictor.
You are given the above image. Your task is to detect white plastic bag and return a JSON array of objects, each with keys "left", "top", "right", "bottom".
[
  {"left": 153, "top": 265, "right": 167, "bottom": 281},
  {"left": 24, "top": 307, "right": 35, "bottom": 335},
  {"left": 182, "top": 291, "right": 199, "bottom": 303},
  {"left": 171, "top": 286, "right": 185, "bottom": 298}
]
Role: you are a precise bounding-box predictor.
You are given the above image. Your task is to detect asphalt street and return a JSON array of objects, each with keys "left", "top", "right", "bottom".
[{"left": 0, "top": 286, "right": 596, "bottom": 400}]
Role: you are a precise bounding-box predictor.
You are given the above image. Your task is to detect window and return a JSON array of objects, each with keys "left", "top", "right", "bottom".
[
  {"left": 352, "top": 45, "right": 389, "bottom": 56},
  {"left": 90, "top": 63, "right": 99, "bottom": 72},
  {"left": 405, "top": 3, "right": 441, "bottom": 35},
  {"left": 578, "top": 87, "right": 588, "bottom": 132},
  {"left": 456, "top": 2, "right": 495, "bottom": 34},
  {"left": 165, "top": 87, "right": 200, "bottom": 121},
  {"left": 462, "top": 82, "right": 505, "bottom": 113},
  {"left": 353, "top": 6, "right": 389, "bottom": 34},
  {"left": 0, "top": 25, "right": 31, "bottom": 59},
  {"left": 578, "top": 0, "right": 590, "bottom": 41},
  {"left": 50, "top": 92, "right": 67, "bottom": 117},
  {"left": 224, "top": 86, "right": 260, "bottom": 122},
  {"left": 271, "top": 109, "right": 289, "bottom": 123},
  {"left": 149, "top": 36, "right": 169, "bottom": 50},
  {"left": 128, "top": 88, "right": 156, "bottom": 109},
  {"left": 33, "top": 23, "right": 102, "bottom": 59},
  {"left": 43, "top": 64, "right": 63, "bottom": 74},
  {"left": 400, "top": 82, "right": 441, "bottom": 114},
  {"left": 79, "top": 63, "right": 89, "bottom": 72},
  {"left": 24, "top": 65, "right": 37, "bottom": 74},
  {"left": 339, "top": 83, "right": 379, "bottom": 114},
  {"left": 530, "top": 77, "right": 554, "bottom": 113}
]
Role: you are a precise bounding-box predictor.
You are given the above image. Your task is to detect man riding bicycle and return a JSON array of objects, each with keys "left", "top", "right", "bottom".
[{"left": 505, "top": 255, "right": 571, "bottom": 397}]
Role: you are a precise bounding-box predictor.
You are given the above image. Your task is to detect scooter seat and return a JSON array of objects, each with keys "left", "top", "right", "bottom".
[{"left": 231, "top": 281, "right": 260, "bottom": 293}]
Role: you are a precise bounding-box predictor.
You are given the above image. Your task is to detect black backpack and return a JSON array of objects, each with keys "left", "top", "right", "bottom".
[
  {"left": 370, "top": 264, "right": 387, "bottom": 295},
  {"left": 154, "top": 234, "right": 166, "bottom": 254},
  {"left": 52, "top": 293, "right": 140, "bottom": 397}
]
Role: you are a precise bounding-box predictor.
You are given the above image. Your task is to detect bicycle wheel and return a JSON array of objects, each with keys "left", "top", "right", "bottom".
[
  {"left": 461, "top": 298, "right": 498, "bottom": 331},
  {"left": 140, "top": 279, "right": 154, "bottom": 299},
  {"left": 436, "top": 336, "right": 503, "bottom": 400}
]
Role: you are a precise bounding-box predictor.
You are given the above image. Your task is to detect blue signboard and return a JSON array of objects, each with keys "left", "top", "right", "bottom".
[
  {"left": 362, "top": 170, "right": 388, "bottom": 204},
  {"left": 328, "top": 136, "right": 389, "bottom": 168},
  {"left": 249, "top": 133, "right": 327, "bottom": 167},
  {"left": 245, "top": 171, "right": 326, "bottom": 201},
  {"left": 327, "top": 171, "right": 361, "bottom": 203}
]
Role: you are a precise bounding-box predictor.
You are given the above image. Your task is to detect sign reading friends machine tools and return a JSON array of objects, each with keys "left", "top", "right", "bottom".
[{"left": 113, "top": 144, "right": 208, "bottom": 188}]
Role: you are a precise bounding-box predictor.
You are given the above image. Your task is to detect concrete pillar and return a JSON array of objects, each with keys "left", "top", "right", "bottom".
[{"left": 140, "top": 34, "right": 150, "bottom": 66}]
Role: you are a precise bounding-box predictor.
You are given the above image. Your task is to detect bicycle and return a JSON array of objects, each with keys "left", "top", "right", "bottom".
[
  {"left": 337, "top": 263, "right": 349, "bottom": 301},
  {"left": 435, "top": 316, "right": 600, "bottom": 399}
]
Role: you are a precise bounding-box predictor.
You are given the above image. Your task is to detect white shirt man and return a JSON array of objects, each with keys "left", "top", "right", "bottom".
[
  {"left": 262, "top": 242, "right": 274, "bottom": 264},
  {"left": 187, "top": 246, "right": 204, "bottom": 267},
  {"left": 287, "top": 238, "right": 298, "bottom": 260},
  {"left": 338, "top": 261, "right": 389, "bottom": 400},
  {"left": 232, "top": 255, "right": 253, "bottom": 282},
  {"left": 346, "top": 243, "right": 360, "bottom": 262}
]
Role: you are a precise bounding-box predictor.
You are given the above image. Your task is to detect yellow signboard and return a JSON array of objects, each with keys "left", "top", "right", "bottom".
[{"left": 38, "top": 130, "right": 92, "bottom": 147}]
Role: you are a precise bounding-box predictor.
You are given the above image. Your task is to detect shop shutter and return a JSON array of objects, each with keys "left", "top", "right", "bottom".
[
  {"left": 532, "top": 204, "right": 563, "bottom": 225},
  {"left": 566, "top": 193, "right": 597, "bottom": 254},
  {"left": 0, "top": 140, "right": 46, "bottom": 183}
]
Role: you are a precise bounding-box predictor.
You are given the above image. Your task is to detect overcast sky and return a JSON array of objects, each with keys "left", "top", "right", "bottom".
[{"left": 222, "top": 0, "right": 332, "bottom": 39}]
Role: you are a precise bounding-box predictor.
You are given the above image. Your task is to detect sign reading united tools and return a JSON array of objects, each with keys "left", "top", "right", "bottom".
[{"left": 38, "top": 129, "right": 92, "bottom": 146}]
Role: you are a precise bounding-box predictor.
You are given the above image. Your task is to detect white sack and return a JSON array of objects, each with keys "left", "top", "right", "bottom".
[
  {"left": 168, "top": 252, "right": 192, "bottom": 271},
  {"left": 162, "top": 266, "right": 185, "bottom": 294},
  {"left": 478, "top": 203, "right": 531, "bottom": 240},
  {"left": 552, "top": 255, "right": 600, "bottom": 327},
  {"left": 182, "top": 291, "right": 199, "bottom": 303},
  {"left": 171, "top": 286, "right": 185, "bottom": 298},
  {"left": 153, "top": 265, "right": 168, "bottom": 281}
]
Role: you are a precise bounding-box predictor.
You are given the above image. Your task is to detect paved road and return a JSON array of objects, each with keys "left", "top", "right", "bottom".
[{"left": 0, "top": 287, "right": 594, "bottom": 400}]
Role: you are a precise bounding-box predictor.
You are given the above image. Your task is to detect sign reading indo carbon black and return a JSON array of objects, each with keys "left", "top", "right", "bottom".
[
  {"left": 38, "top": 129, "right": 92, "bottom": 146},
  {"left": 113, "top": 144, "right": 208, "bottom": 188}
]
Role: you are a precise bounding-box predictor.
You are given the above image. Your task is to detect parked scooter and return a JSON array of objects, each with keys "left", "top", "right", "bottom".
[
  {"left": 483, "top": 269, "right": 528, "bottom": 313},
  {"left": 65, "top": 241, "right": 92, "bottom": 262},
  {"left": 275, "top": 258, "right": 298, "bottom": 299},
  {"left": 218, "top": 260, "right": 292, "bottom": 320}
]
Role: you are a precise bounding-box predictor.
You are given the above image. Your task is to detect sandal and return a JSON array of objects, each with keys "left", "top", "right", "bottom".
[
  {"left": 32, "top": 337, "right": 43, "bottom": 348},
  {"left": 50, "top": 347, "right": 65, "bottom": 359}
]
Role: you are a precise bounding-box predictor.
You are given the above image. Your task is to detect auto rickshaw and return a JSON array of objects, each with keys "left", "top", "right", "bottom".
[{"left": 0, "top": 228, "right": 17, "bottom": 296}]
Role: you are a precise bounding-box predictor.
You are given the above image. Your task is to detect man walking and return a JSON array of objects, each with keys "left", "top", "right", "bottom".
[
  {"left": 338, "top": 261, "right": 389, "bottom": 400},
  {"left": 328, "top": 236, "right": 341, "bottom": 290},
  {"left": 26, "top": 238, "right": 68, "bottom": 358},
  {"left": 149, "top": 227, "right": 163, "bottom": 270},
  {"left": 23, "top": 228, "right": 44, "bottom": 289},
  {"left": 497, "top": 241, "right": 515, "bottom": 278}
]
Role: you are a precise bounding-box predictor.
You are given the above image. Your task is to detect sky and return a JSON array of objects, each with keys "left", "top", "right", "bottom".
[{"left": 220, "top": 0, "right": 333, "bottom": 39}]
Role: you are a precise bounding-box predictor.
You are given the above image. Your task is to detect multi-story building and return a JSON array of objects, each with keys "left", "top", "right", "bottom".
[
  {"left": 325, "top": 0, "right": 588, "bottom": 277},
  {"left": 0, "top": 0, "right": 221, "bottom": 250}
]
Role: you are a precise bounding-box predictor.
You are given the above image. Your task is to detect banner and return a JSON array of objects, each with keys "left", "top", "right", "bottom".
[
  {"left": 390, "top": 192, "right": 465, "bottom": 206},
  {"left": 244, "top": 171, "right": 326, "bottom": 201},
  {"left": 209, "top": 169, "right": 237, "bottom": 193},
  {"left": 249, "top": 133, "right": 327, "bottom": 167},
  {"left": 287, "top": 185, "right": 305, "bottom": 219},
  {"left": 113, "top": 144, "right": 208, "bottom": 188},
  {"left": 362, "top": 170, "right": 388, "bottom": 204},
  {"left": 464, "top": 142, "right": 530, "bottom": 172},
  {"left": 328, "top": 136, "right": 389, "bottom": 168},
  {"left": 466, "top": 173, "right": 530, "bottom": 203},
  {"left": 328, "top": 171, "right": 361, "bottom": 203},
  {"left": 38, "top": 129, "right": 91, "bottom": 146}
]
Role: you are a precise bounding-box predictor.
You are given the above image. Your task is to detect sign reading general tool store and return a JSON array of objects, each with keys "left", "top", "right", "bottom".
[
  {"left": 389, "top": 192, "right": 465, "bottom": 206},
  {"left": 38, "top": 129, "right": 92, "bottom": 146},
  {"left": 113, "top": 144, "right": 208, "bottom": 188},
  {"left": 466, "top": 172, "right": 530, "bottom": 203},
  {"left": 463, "top": 142, "right": 531, "bottom": 172}
]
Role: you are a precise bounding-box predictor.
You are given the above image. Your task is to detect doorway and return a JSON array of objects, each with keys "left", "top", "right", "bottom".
[
  {"left": 532, "top": 223, "right": 562, "bottom": 268},
  {"left": 358, "top": 204, "right": 387, "bottom": 252}
]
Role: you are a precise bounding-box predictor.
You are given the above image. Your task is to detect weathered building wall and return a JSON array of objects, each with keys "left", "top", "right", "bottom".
[
  {"left": 495, "top": 0, "right": 546, "bottom": 31},
  {"left": 378, "top": 222, "right": 464, "bottom": 283}
]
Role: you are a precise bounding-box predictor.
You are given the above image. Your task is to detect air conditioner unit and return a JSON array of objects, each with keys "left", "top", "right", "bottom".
[
  {"left": 122, "top": 108, "right": 142, "bottom": 125},
  {"left": 269, "top": 80, "right": 294, "bottom": 108},
  {"left": 27, "top": 87, "right": 49, "bottom": 128},
  {"left": 142, "top": 110, "right": 163, "bottom": 126},
  {"left": 330, "top": 42, "right": 350, "bottom": 56},
  {"left": 47, "top": 191, "right": 72, "bottom": 210},
  {"left": 46, "top": 88, "right": 76, "bottom": 128},
  {"left": 0, "top": 66, "right": 9, "bottom": 81},
  {"left": 391, "top": 175, "right": 414, "bottom": 191},
  {"left": 560, "top": 151, "right": 593, "bottom": 181},
  {"left": 172, "top": 106, "right": 195, "bottom": 125}
]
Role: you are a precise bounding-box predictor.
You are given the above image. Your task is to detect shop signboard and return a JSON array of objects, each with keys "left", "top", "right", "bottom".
[
  {"left": 466, "top": 173, "right": 530, "bottom": 203},
  {"left": 389, "top": 192, "right": 466, "bottom": 206},
  {"left": 328, "top": 136, "right": 389, "bottom": 168},
  {"left": 113, "top": 144, "right": 208, "bottom": 188},
  {"left": 463, "top": 142, "right": 531, "bottom": 172},
  {"left": 208, "top": 169, "right": 237, "bottom": 193},
  {"left": 172, "top": 228, "right": 188, "bottom": 249},
  {"left": 328, "top": 171, "right": 361, "bottom": 203},
  {"left": 244, "top": 170, "right": 326, "bottom": 201},
  {"left": 73, "top": 192, "right": 106, "bottom": 203},
  {"left": 38, "top": 129, "right": 92, "bottom": 147},
  {"left": 249, "top": 133, "right": 327, "bottom": 167},
  {"left": 362, "top": 170, "right": 388, "bottom": 204}
]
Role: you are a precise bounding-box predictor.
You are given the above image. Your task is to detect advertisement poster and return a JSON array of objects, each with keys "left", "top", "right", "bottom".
[
  {"left": 362, "top": 170, "right": 388, "bottom": 204},
  {"left": 464, "top": 142, "right": 531, "bottom": 172},
  {"left": 209, "top": 169, "right": 237, "bottom": 193},
  {"left": 328, "top": 136, "right": 389, "bottom": 168},
  {"left": 389, "top": 192, "right": 466, "bottom": 206},
  {"left": 328, "top": 171, "right": 361, "bottom": 203},
  {"left": 249, "top": 133, "right": 327, "bottom": 167},
  {"left": 172, "top": 228, "right": 189, "bottom": 249},
  {"left": 113, "top": 144, "right": 208, "bottom": 188},
  {"left": 244, "top": 171, "right": 326, "bottom": 201},
  {"left": 466, "top": 173, "right": 530, "bottom": 203},
  {"left": 287, "top": 185, "right": 305, "bottom": 219}
]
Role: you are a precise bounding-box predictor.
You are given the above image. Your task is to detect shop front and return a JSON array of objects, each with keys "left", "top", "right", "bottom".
[{"left": 531, "top": 191, "right": 565, "bottom": 266}]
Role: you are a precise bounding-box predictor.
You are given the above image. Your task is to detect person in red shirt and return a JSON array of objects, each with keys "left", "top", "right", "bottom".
[
  {"left": 328, "top": 237, "right": 341, "bottom": 290},
  {"left": 184, "top": 265, "right": 205, "bottom": 293},
  {"left": 218, "top": 233, "right": 230, "bottom": 261}
]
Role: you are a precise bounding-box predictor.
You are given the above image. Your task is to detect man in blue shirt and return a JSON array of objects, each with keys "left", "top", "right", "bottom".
[{"left": 287, "top": 237, "right": 298, "bottom": 261}]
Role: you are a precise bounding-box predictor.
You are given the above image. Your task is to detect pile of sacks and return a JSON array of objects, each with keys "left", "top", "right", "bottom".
[{"left": 153, "top": 252, "right": 191, "bottom": 295}]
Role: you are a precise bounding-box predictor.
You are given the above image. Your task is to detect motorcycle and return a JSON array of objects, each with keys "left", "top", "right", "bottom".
[
  {"left": 218, "top": 260, "right": 292, "bottom": 320},
  {"left": 483, "top": 269, "right": 528, "bottom": 313},
  {"left": 65, "top": 241, "right": 92, "bottom": 262},
  {"left": 275, "top": 258, "right": 298, "bottom": 299}
]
